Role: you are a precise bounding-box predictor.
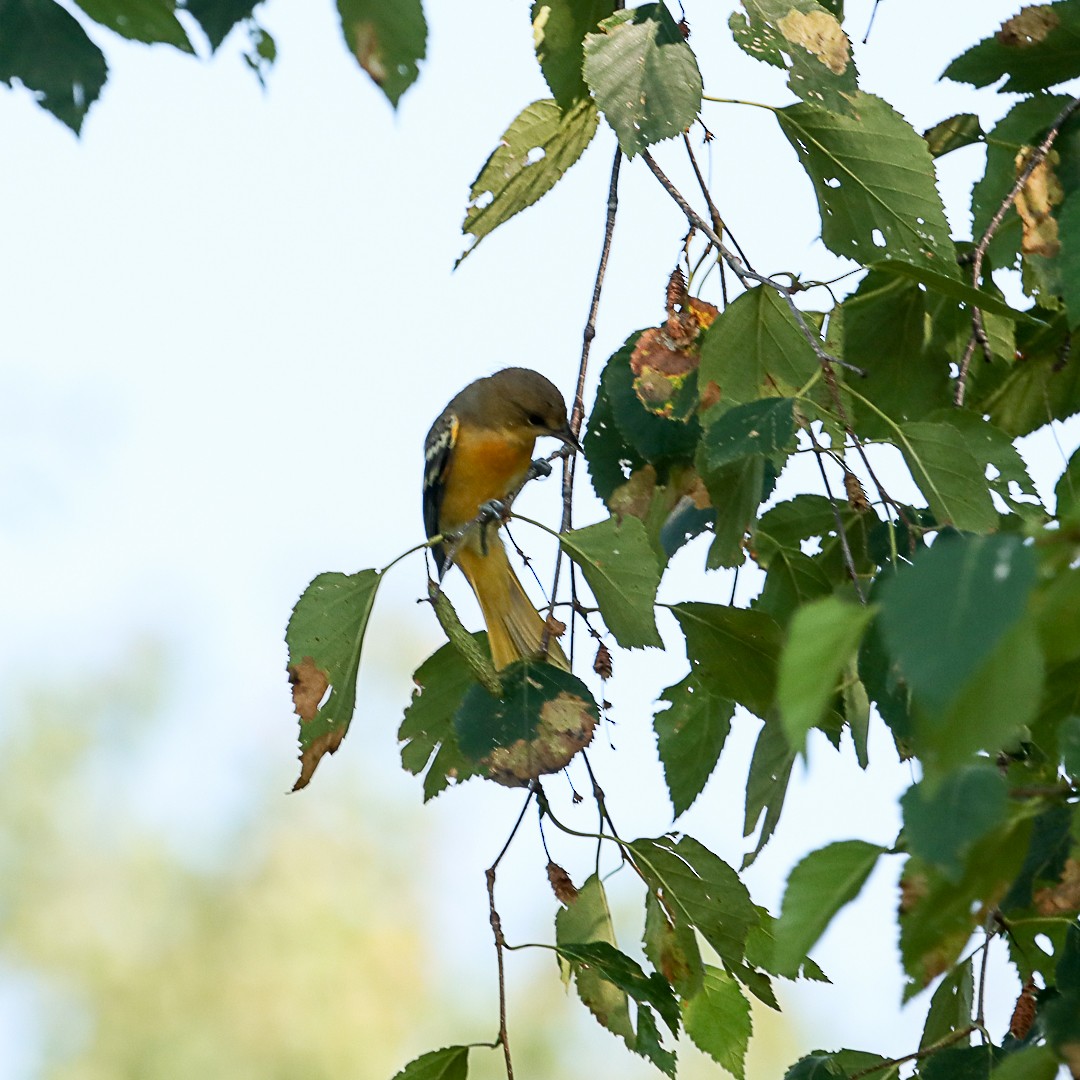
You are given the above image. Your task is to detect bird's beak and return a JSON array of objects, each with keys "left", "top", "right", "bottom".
[{"left": 556, "top": 425, "right": 582, "bottom": 454}]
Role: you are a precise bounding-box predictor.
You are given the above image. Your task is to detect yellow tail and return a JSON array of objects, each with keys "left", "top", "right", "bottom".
[{"left": 456, "top": 539, "right": 569, "bottom": 671}]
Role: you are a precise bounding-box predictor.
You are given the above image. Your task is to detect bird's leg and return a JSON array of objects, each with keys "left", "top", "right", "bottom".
[{"left": 477, "top": 499, "right": 510, "bottom": 556}]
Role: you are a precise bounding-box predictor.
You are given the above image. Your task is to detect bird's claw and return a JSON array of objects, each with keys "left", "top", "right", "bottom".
[{"left": 527, "top": 457, "right": 553, "bottom": 481}]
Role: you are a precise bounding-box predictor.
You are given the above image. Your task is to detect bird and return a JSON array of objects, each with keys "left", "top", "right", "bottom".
[{"left": 423, "top": 367, "right": 579, "bottom": 671}]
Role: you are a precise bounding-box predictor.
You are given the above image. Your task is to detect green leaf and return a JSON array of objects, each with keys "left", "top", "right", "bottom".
[
  {"left": 773, "top": 840, "right": 886, "bottom": 972},
  {"left": 337, "top": 0, "right": 426, "bottom": 107},
  {"left": 701, "top": 398, "right": 797, "bottom": 472},
  {"left": 1061, "top": 714, "right": 1080, "bottom": 780},
  {"left": 653, "top": 675, "right": 734, "bottom": 818},
  {"left": 459, "top": 97, "right": 598, "bottom": 261},
  {"left": 1056, "top": 446, "right": 1080, "bottom": 522},
  {"left": 454, "top": 659, "right": 598, "bottom": 770},
  {"left": 943, "top": 3, "right": 1080, "bottom": 93},
  {"left": 398, "top": 636, "right": 485, "bottom": 801},
  {"left": 672, "top": 603, "right": 782, "bottom": 717},
  {"left": 973, "top": 307, "right": 1080, "bottom": 437},
  {"left": 897, "top": 420, "right": 999, "bottom": 533},
  {"left": 286, "top": 569, "right": 381, "bottom": 790},
  {"left": 730, "top": 0, "right": 857, "bottom": 116},
  {"left": 634, "top": 1005, "right": 678, "bottom": 1077},
  {"left": 922, "top": 408, "right": 1041, "bottom": 516},
  {"left": 776, "top": 93, "right": 958, "bottom": 275},
  {"left": 531, "top": 0, "right": 615, "bottom": 110},
  {"left": 924, "top": 113, "right": 984, "bottom": 158},
  {"left": 682, "top": 967, "right": 753, "bottom": 1080},
  {"left": 554, "top": 941, "right": 680, "bottom": 1035},
  {"left": 241, "top": 20, "right": 275, "bottom": 88},
  {"left": 777, "top": 597, "right": 877, "bottom": 751},
  {"left": 73, "top": 0, "right": 191, "bottom": 48},
  {"left": 181, "top": 0, "right": 259, "bottom": 50},
  {"left": 643, "top": 890, "right": 704, "bottom": 998},
  {"left": 989, "top": 1046, "right": 1061, "bottom": 1080},
  {"left": 701, "top": 456, "right": 769, "bottom": 570},
  {"left": 756, "top": 550, "right": 834, "bottom": 626},
  {"left": 901, "top": 766, "right": 1008, "bottom": 882},
  {"left": 556, "top": 874, "right": 634, "bottom": 1040},
  {"left": 699, "top": 287, "right": 819, "bottom": 408},
  {"left": 785, "top": 1050, "right": 896, "bottom": 1080},
  {"left": 842, "top": 271, "right": 948, "bottom": 440},
  {"left": 583, "top": 3, "right": 702, "bottom": 157},
  {"left": 560, "top": 515, "right": 662, "bottom": 648},
  {"left": 1058, "top": 192, "right": 1080, "bottom": 328},
  {"left": 920, "top": 959, "right": 973, "bottom": 1049},
  {"left": 925, "top": 616, "right": 1045, "bottom": 773},
  {"left": 878, "top": 534, "right": 1037, "bottom": 715},
  {"left": 742, "top": 718, "right": 796, "bottom": 866},
  {"left": 585, "top": 357, "right": 647, "bottom": 502},
  {"left": 630, "top": 834, "right": 759, "bottom": 967},
  {"left": 899, "top": 819, "right": 1031, "bottom": 995},
  {"left": 390, "top": 1045, "right": 469, "bottom": 1080},
  {"left": 867, "top": 259, "right": 1044, "bottom": 324},
  {"left": 0, "top": 0, "right": 107, "bottom": 133},
  {"left": 920, "top": 1046, "right": 1003, "bottom": 1080}
]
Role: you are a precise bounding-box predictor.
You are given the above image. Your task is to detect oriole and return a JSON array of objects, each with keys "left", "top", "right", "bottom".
[{"left": 424, "top": 368, "right": 578, "bottom": 671}]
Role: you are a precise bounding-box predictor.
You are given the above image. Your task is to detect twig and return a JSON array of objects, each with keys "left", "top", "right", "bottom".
[
  {"left": 846, "top": 1026, "right": 978, "bottom": 1080},
  {"left": 543, "top": 146, "right": 622, "bottom": 648},
  {"left": 975, "top": 915, "right": 996, "bottom": 1036},
  {"left": 640, "top": 150, "right": 866, "bottom": 377},
  {"left": 955, "top": 94, "right": 1080, "bottom": 406},
  {"left": 486, "top": 790, "right": 534, "bottom": 1080},
  {"left": 808, "top": 426, "right": 866, "bottom": 602}
]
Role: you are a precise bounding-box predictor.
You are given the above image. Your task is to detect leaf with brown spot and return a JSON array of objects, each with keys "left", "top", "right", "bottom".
[
  {"left": 944, "top": 3, "right": 1080, "bottom": 93},
  {"left": 288, "top": 656, "right": 329, "bottom": 722},
  {"left": 285, "top": 569, "right": 382, "bottom": 790},
  {"left": 1034, "top": 858, "right": 1080, "bottom": 914},
  {"left": 454, "top": 661, "right": 599, "bottom": 786},
  {"left": 336, "top": 0, "right": 426, "bottom": 108}
]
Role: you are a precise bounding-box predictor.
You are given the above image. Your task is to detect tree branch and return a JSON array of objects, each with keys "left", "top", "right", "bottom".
[
  {"left": 544, "top": 146, "right": 622, "bottom": 651},
  {"left": 954, "top": 93, "right": 1080, "bottom": 406}
]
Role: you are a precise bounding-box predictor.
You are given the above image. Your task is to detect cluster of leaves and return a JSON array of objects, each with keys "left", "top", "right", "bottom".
[
  {"left": 0, "top": 0, "right": 434, "bottom": 132},
  {"left": 279, "top": 2, "right": 1080, "bottom": 1079}
]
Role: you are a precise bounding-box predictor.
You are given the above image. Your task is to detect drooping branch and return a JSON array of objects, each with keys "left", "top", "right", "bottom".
[
  {"left": 954, "top": 93, "right": 1080, "bottom": 406},
  {"left": 544, "top": 146, "right": 622, "bottom": 652}
]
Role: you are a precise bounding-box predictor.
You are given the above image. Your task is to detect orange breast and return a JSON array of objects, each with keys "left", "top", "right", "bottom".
[{"left": 438, "top": 425, "right": 536, "bottom": 532}]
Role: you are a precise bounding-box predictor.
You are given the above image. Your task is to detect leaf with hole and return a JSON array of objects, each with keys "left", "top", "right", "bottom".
[
  {"left": 460, "top": 98, "right": 598, "bottom": 262},
  {"left": 583, "top": 3, "right": 702, "bottom": 157},
  {"left": 777, "top": 93, "right": 958, "bottom": 274}
]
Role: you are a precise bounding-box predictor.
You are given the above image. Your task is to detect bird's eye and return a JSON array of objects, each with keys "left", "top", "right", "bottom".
[{"left": 527, "top": 412, "right": 545, "bottom": 426}]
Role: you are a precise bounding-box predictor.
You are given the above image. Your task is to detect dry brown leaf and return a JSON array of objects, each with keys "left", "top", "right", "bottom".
[
  {"left": 593, "top": 642, "right": 613, "bottom": 680},
  {"left": 844, "top": 470, "right": 870, "bottom": 512},
  {"left": 1034, "top": 857, "right": 1080, "bottom": 914},
  {"left": 778, "top": 8, "right": 850, "bottom": 74},
  {"left": 288, "top": 656, "right": 329, "bottom": 722},
  {"left": 1015, "top": 148, "right": 1063, "bottom": 257},
  {"left": 1009, "top": 978, "right": 1038, "bottom": 1040},
  {"left": 547, "top": 861, "right": 580, "bottom": 906}
]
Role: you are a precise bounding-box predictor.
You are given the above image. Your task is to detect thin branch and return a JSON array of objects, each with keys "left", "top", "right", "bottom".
[
  {"left": 640, "top": 149, "right": 866, "bottom": 377},
  {"left": 808, "top": 426, "right": 866, "bottom": 603},
  {"left": 846, "top": 1026, "right": 978, "bottom": 1080},
  {"left": 955, "top": 94, "right": 1080, "bottom": 406},
  {"left": 544, "top": 146, "right": 622, "bottom": 647},
  {"left": 486, "top": 790, "right": 534, "bottom": 1080}
]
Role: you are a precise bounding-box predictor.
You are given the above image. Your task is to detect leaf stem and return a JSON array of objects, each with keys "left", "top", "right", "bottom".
[{"left": 701, "top": 94, "right": 778, "bottom": 111}]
